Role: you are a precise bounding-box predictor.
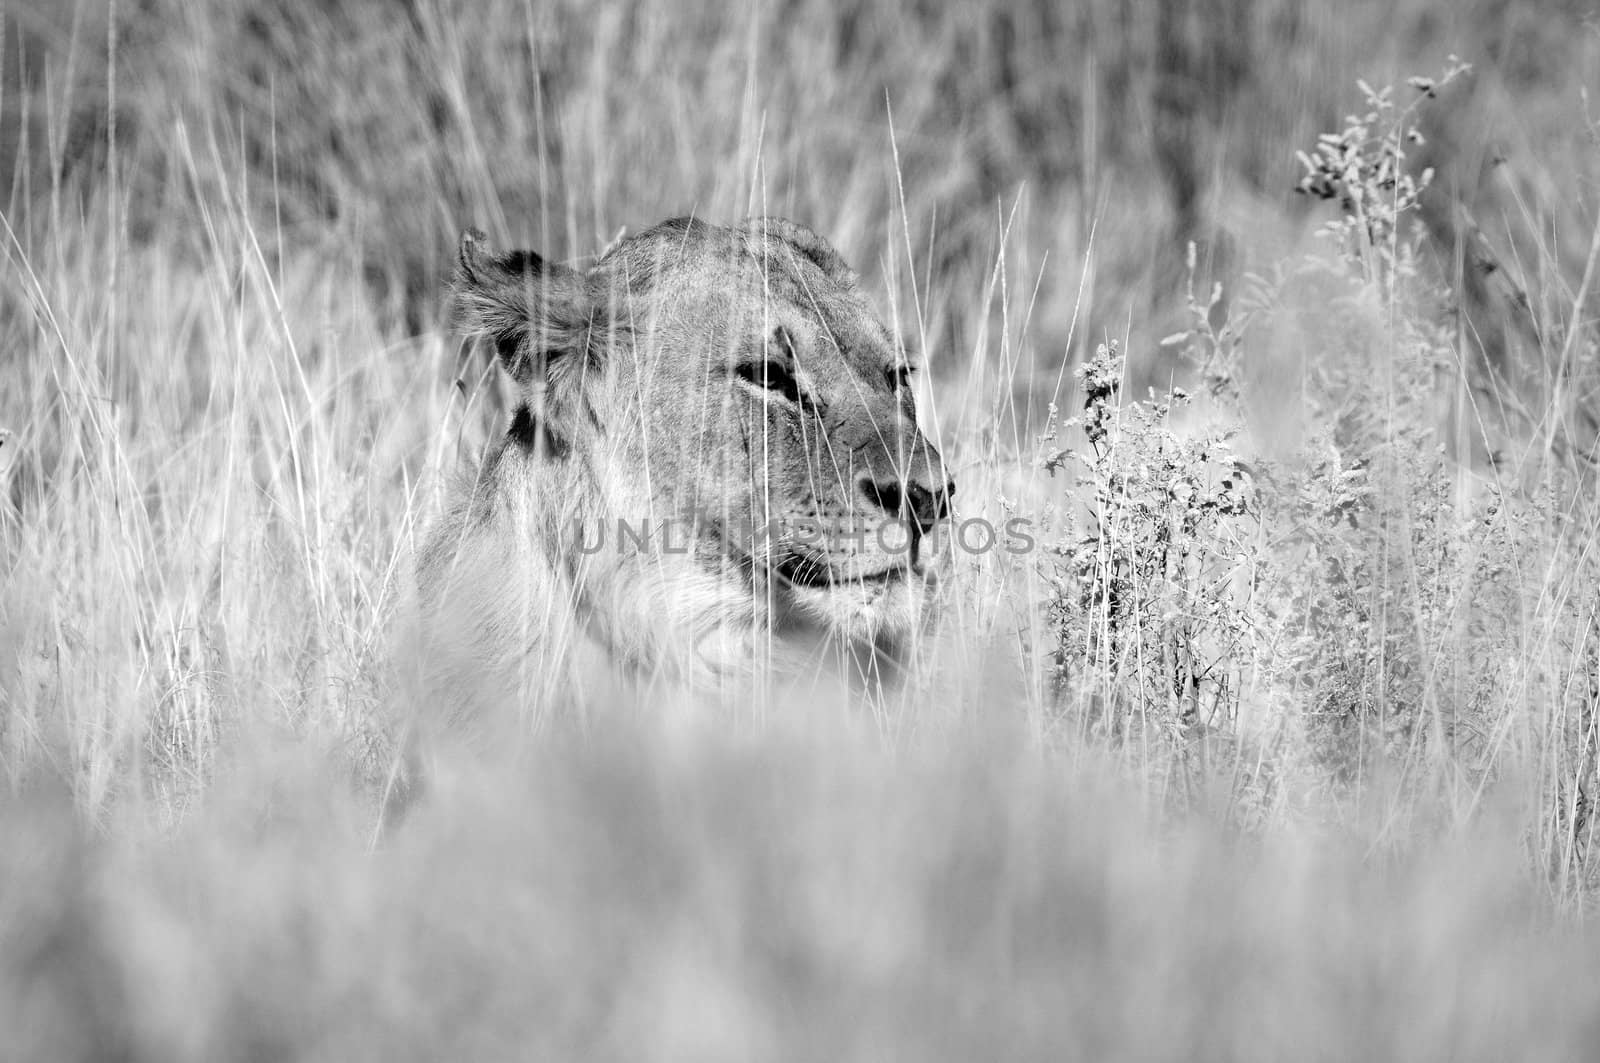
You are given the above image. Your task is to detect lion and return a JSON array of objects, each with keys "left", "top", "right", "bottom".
[{"left": 412, "top": 215, "right": 955, "bottom": 731}]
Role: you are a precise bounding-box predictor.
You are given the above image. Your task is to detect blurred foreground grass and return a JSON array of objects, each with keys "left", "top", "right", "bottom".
[{"left": 8, "top": 723, "right": 1599, "bottom": 1062}]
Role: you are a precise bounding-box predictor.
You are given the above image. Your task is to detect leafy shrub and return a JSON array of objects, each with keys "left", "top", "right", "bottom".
[
  {"left": 1041, "top": 338, "right": 1259, "bottom": 749},
  {"left": 1038, "top": 64, "right": 1600, "bottom": 878}
]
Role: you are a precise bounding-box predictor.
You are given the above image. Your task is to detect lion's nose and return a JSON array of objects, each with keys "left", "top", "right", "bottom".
[{"left": 859, "top": 471, "right": 954, "bottom": 534}]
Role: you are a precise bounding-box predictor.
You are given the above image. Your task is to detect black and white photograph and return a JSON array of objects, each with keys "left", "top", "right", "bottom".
[{"left": 4, "top": 2, "right": 1600, "bottom": 1059}]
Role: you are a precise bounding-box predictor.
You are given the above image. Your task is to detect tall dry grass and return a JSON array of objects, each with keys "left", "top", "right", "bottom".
[{"left": 3, "top": 0, "right": 1600, "bottom": 1057}]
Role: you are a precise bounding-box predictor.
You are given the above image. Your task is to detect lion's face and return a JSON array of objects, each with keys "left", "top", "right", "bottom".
[{"left": 452, "top": 216, "right": 953, "bottom": 647}]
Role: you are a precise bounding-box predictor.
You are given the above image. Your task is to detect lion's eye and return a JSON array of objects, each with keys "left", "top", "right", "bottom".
[
  {"left": 888, "top": 365, "right": 915, "bottom": 393},
  {"left": 734, "top": 360, "right": 802, "bottom": 405}
]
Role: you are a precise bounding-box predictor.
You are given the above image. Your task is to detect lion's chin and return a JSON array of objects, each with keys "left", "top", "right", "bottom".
[{"left": 781, "top": 569, "right": 924, "bottom": 645}]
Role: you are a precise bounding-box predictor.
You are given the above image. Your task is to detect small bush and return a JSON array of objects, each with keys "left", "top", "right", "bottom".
[{"left": 1037, "top": 65, "right": 1600, "bottom": 886}]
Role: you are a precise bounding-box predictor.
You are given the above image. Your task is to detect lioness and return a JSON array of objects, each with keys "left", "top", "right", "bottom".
[{"left": 416, "top": 216, "right": 954, "bottom": 725}]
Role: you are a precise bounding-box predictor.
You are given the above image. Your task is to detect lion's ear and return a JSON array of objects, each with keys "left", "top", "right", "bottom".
[{"left": 450, "top": 228, "right": 595, "bottom": 385}]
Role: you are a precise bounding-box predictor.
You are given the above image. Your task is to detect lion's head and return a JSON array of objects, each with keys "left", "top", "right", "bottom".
[{"left": 426, "top": 215, "right": 954, "bottom": 693}]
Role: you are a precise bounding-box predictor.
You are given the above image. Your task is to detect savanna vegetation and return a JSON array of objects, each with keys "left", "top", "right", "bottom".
[{"left": 4, "top": 1, "right": 1600, "bottom": 1058}]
